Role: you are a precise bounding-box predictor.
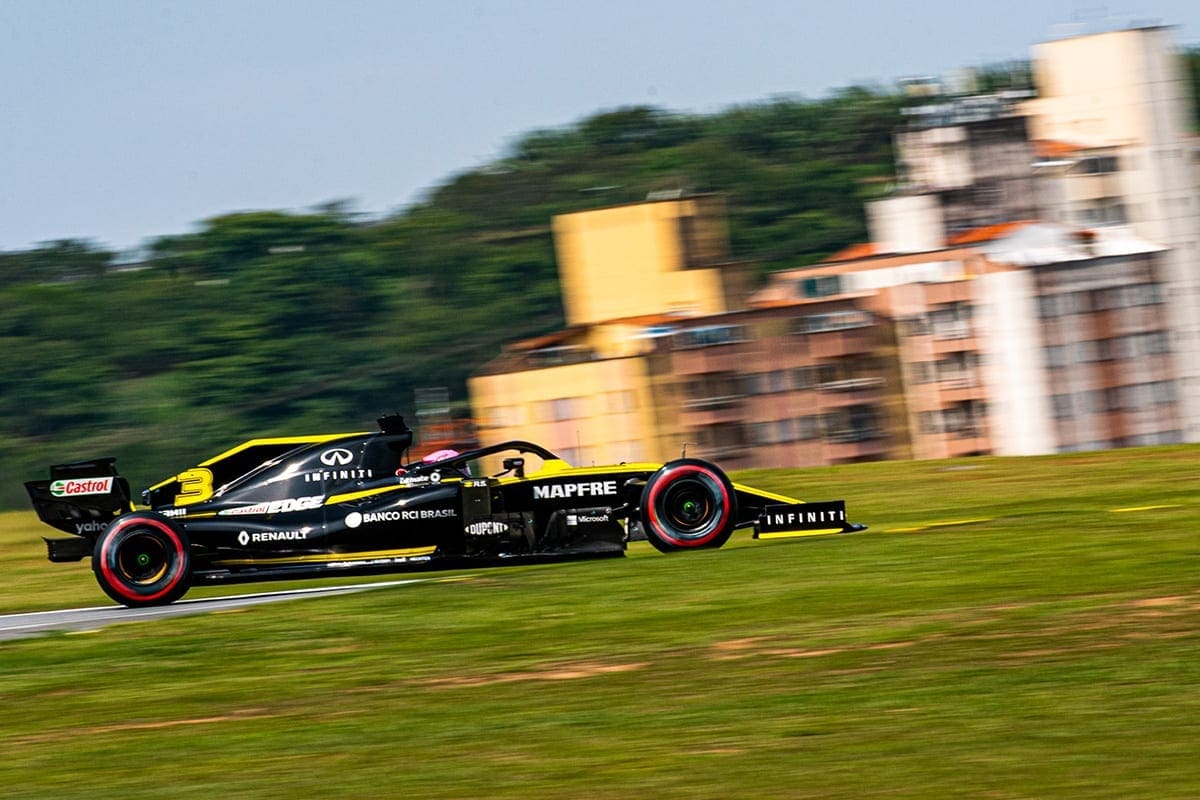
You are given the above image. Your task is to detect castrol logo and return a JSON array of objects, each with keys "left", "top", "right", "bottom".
[{"left": 50, "top": 477, "right": 114, "bottom": 497}]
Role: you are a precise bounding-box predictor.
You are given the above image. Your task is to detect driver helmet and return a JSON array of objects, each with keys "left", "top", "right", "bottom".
[{"left": 422, "top": 449, "right": 460, "bottom": 464}]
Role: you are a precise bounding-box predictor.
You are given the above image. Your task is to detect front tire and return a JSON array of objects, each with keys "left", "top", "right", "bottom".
[
  {"left": 93, "top": 513, "right": 192, "bottom": 607},
  {"left": 640, "top": 459, "right": 737, "bottom": 552}
]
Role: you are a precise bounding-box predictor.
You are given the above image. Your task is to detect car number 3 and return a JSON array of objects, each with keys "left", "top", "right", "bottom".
[{"left": 174, "top": 468, "right": 214, "bottom": 505}]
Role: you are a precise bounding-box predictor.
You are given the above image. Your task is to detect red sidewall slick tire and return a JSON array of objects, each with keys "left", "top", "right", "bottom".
[
  {"left": 93, "top": 514, "right": 192, "bottom": 607},
  {"left": 640, "top": 460, "right": 737, "bottom": 553}
]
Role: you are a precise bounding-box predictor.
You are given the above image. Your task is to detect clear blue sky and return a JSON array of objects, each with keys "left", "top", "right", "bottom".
[{"left": 2, "top": 0, "right": 1198, "bottom": 252}]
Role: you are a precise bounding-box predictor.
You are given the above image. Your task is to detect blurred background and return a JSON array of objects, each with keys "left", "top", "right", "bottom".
[{"left": 3, "top": 2, "right": 1200, "bottom": 507}]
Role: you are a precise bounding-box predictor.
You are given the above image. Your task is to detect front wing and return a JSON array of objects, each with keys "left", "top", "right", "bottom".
[{"left": 753, "top": 500, "right": 866, "bottom": 539}]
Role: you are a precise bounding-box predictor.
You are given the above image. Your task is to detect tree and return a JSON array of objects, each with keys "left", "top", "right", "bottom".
[{"left": 0, "top": 83, "right": 909, "bottom": 508}]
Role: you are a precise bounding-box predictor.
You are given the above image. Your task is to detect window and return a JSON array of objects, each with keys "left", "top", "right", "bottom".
[
  {"left": 1145, "top": 331, "right": 1171, "bottom": 355},
  {"left": 931, "top": 302, "right": 971, "bottom": 339},
  {"left": 1098, "top": 199, "right": 1127, "bottom": 225},
  {"left": 1114, "top": 331, "right": 1173, "bottom": 358},
  {"left": 1151, "top": 381, "right": 1177, "bottom": 405},
  {"left": 487, "top": 405, "right": 526, "bottom": 428},
  {"left": 910, "top": 361, "right": 936, "bottom": 384},
  {"left": 799, "top": 275, "right": 842, "bottom": 298},
  {"left": 673, "top": 325, "right": 748, "bottom": 349},
  {"left": 1124, "top": 384, "right": 1151, "bottom": 410},
  {"left": 791, "top": 367, "right": 814, "bottom": 390},
  {"left": 973, "top": 181, "right": 1001, "bottom": 206},
  {"left": 920, "top": 410, "right": 943, "bottom": 435},
  {"left": 793, "top": 310, "right": 873, "bottom": 335},
  {"left": 682, "top": 375, "right": 744, "bottom": 408},
  {"left": 1097, "top": 285, "right": 1165, "bottom": 311},
  {"left": 1128, "top": 283, "right": 1164, "bottom": 306},
  {"left": 1052, "top": 394, "right": 1073, "bottom": 420},
  {"left": 609, "top": 441, "right": 645, "bottom": 463},
  {"left": 901, "top": 315, "right": 931, "bottom": 336},
  {"left": 528, "top": 346, "right": 593, "bottom": 366},
  {"left": 747, "top": 422, "right": 771, "bottom": 446},
  {"left": 1073, "top": 341, "right": 1099, "bottom": 363},
  {"left": 937, "top": 352, "right": 973, "bottom": 384},
  {"left": 742, "top": 374, "right": 767, "bottom": 395},
  {"left": 604, "top": 391, "right": 636, "bottom": 413},
  {"left": 820, "top": 405, "right": 882, "bottom": 443},
  {"left": 538, "top": 397, "right": 586, "bottom": 422},
  {"left": 1074, "top": 155, "right": 1118, "bottom": 174},
  {"left": 749, "top": 420, "right": 797, "bottom": 445}
]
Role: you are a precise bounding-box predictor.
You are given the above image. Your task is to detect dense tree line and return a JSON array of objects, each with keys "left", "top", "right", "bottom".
[
  {"left": 0, "top": 87, "right": 908, "bottom": 507},
  {"left": 2, "top": 50, "right": 1197, "bottom": 508}
]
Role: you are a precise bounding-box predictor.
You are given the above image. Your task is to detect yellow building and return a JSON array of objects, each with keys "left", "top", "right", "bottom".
[
  {"left": 553, "top": 195, "right": 738, "bottom": 329},
  {"left": 468, "top": 195, "right": 749, "bottom": 466}
]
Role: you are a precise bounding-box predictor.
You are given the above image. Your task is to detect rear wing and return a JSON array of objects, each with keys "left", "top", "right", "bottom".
[{"left": 25, "top": 458, "right": 133, "bottom": 537}]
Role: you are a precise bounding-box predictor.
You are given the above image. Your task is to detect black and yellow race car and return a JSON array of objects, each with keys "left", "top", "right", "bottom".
[{"left": 26, "top": 414, "right": 863, "bottom": 607}]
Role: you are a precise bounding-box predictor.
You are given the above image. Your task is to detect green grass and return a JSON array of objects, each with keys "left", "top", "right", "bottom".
[{"left": 2, "top": 447, "right": 1198, "bottom": 798}]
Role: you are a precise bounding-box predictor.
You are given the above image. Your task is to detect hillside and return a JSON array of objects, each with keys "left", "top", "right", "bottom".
[
  {"left": 4, "top": 46, "right": 1198, "bottom": 507},
  {"left": 0, "top": 90, "right": 906, "bottom": 506}
]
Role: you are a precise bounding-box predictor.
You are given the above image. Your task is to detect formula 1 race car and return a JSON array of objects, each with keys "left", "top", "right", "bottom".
[{"left": 26, "top": 414, "right": 864, "bottom": 607}]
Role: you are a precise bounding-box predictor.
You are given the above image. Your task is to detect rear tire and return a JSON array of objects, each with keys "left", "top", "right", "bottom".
[
  {"left": 93, "top": 513, "right": 192, "bottom": 607},
  {"left": 640, "top": 459, "right": 737, "bottom": 552}
]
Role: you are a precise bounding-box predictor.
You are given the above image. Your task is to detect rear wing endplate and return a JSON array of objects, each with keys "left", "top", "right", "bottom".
[{"left": 24, "top": 457, "right": 132, "bottom": 536}]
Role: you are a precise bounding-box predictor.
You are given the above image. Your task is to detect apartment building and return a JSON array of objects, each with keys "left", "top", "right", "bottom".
[
  {"left": 470, "top": 184, "right": 1183, "bottom": 467},
  {"left": 469, "top": 197, "right": 902, "bottom": 468},
  {"left": 468, "top": 24, "right": 1195, "bottom": 468},
  {"left": 1023, "top": 25, "right": 1200, "bottom": 442},
  {"left": 758, "top": 221, "right": 1181, "bottom": 456},
  {"left": 895, "top": 91, "right": 1041, "bottom": 235},
  {"left": 881, "top": 24, "right": 1199, "bottom": 445},
  {"left": 648, "top": 300, "right": 900, "bottom": 468},
  {"left": 468, "top": 195, "right": 752, "bottom": 467}
]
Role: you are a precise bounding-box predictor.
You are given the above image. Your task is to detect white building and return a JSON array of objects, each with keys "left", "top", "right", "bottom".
[{"left": 1025, "top": 25, "right": 1200, "bottom": 442}]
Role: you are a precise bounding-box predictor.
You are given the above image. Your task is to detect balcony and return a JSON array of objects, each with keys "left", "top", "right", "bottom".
[
  {"left": 944, "top": 431, "right": 990, "bottom": 457},
  {"left": 939, "top": 383, "right": 987, "bottom": 405},
  {"left": 681, "top": 394, "right": 745, "bottom": 411},
  {"left": 817, "top": 377, "right": 886, "bottom": 393},
  {"left": 948, "top": 425, "right": 985, "bottom": 439},
  {"left": 671, "top": 348, "right": 747, "bottom": 376},
  {"left": 823, "top": 435, "right": 889, "bottom": 462},
  {"left": 816, "top": 378, "right": 886, "bottom": 409},
  {"left": 825, "top": 428, "right": 886, "bottom": 444},
  {"left": 679, "top": 395, "right": 746, "bottom": 426},
  {"left": 525, "top": 346, "right": 596, "bottom": 367},
  {"left": 932, "top": 320, "right": 971, "bottom": 340},
  {"left": 1063, "top": 173, "right": 1120, "bottom": 203},
  {"left": 695, "top": 444, "right": 750, "bottom": 462},
  {"left": 807, "top": 329, "right": 877, "bottom": 359}
]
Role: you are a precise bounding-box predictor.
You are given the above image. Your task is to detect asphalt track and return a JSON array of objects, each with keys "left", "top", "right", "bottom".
[{"left": 0, "top": 579, "right": 429, "bottom": 642}]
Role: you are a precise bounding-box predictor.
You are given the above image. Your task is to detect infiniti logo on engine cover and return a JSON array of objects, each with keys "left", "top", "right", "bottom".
[{"left": 320, "top": 448, "right": 354, "bottom": 467}]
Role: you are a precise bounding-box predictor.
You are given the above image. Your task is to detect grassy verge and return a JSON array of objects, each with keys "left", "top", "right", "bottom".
[{"left": 1, "top": 447, "right": 1198, "bottom": 798}]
